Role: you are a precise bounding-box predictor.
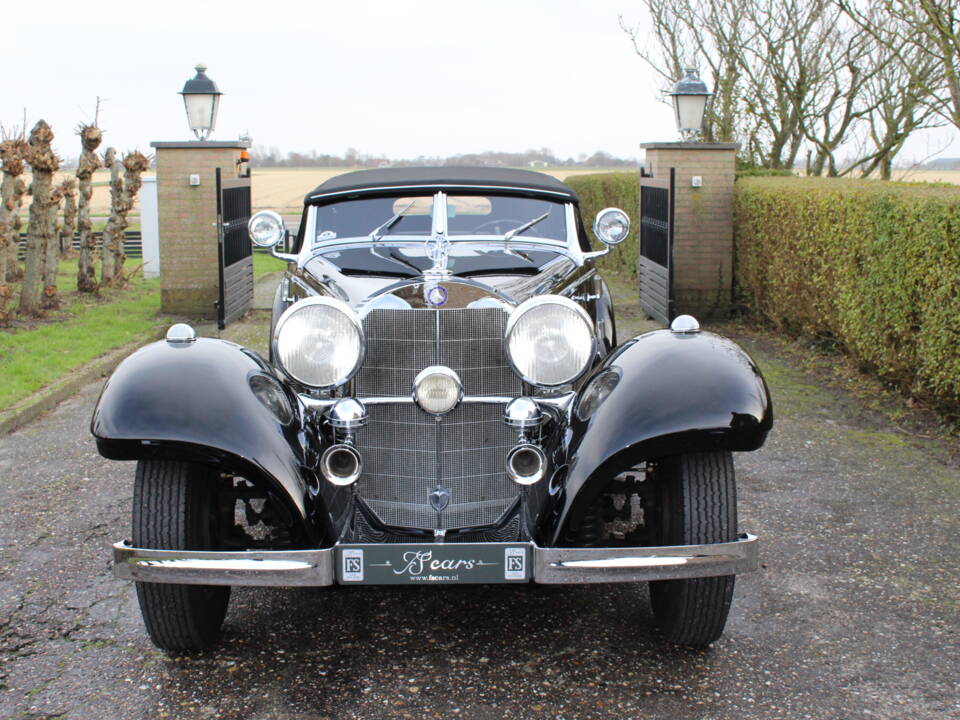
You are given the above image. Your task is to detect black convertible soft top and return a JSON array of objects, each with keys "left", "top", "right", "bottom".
[{"left": 305, "top": 166, "right": 579, "bottom": 204}]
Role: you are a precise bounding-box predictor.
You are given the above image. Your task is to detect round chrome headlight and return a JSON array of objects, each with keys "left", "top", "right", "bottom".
[
  {"left": 593, "top": 207, "right": 631, "bottom": 246},
  {"left": 248, "top": 210, "right": 285, "bottom": 248},
  {"left": 505, "top": 296, "right": 594, "bottom": 387},
  {"left": 413, "top": 366, "right": 463, "bottom": 415},
  {"left": 274, "top": 297, "right": 364, "bottom": 389}
]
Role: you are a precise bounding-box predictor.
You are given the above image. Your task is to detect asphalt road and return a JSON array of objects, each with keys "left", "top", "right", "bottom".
[{"left": 1, "top": 329, "right": 958, "bottom": 720}]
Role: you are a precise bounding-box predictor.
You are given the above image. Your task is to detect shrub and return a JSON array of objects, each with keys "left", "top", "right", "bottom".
[
  {"left": 736, "top": 177, "right": 960, "bottom": 412},
  {"left": 566, "top": 172, "right": 639, "bottom": 279},
  {"left": 734, "top": 167, "right": 795, "bottom": 179}
]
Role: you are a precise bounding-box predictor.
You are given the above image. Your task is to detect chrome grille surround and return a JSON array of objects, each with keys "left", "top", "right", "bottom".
[{"left": 353, "top": 307, "right": 522, "bottom": 530}]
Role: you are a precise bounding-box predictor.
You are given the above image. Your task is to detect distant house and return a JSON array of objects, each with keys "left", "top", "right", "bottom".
[{"left": 528, "top": 160, "right": 549, "bottom": 168}]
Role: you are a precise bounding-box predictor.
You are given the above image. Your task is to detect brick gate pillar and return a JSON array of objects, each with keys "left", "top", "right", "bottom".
[
  {"left": 640, "top": 142, "right": 738, "bottom": 317},
  {"left": 149, "top": 140, "right": 249, "bottom": 318}
]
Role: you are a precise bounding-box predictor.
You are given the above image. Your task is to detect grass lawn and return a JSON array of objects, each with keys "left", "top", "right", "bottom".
[
  {"left": 253, "top": 251, "right": 288, "bottom": 279},
  {"left": 0, "top": 259, "right": 163, "bottom": 409}
]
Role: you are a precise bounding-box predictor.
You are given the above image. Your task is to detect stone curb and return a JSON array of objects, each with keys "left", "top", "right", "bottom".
[{"left": 0, "top": 332, "right": 163, "bottom": 436}]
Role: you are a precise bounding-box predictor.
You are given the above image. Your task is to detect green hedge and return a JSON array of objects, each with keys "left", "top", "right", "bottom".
[
  {"left": 736, "top": 177, "right": 960, "bottom": 411},
  {"left": 566, "top": 172, "right": 639, "bottom": 278}
]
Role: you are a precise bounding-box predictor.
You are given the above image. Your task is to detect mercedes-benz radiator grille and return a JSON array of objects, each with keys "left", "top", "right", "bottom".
[{"left": 353, "top": 308, "right": 522, "bottom": 530}]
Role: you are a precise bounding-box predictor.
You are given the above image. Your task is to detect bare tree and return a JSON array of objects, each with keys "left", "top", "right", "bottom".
[
  {"left": 0, "top": 133, "right": 28, "bottom": 324},
  {"left": 19, "top": 120, "right": 59, "bottom": 316},
  {"left": 799, "top": 13, "right": 883, "bottom": 176},
  {"left": 61, "top": 178, "right": 78, "bottom": 255},
  {"left": 840, "top": 0, "right": 958, "bottom": 133},
  {"left": 7, "top": 177, "right": 26, "bottom": 281},
  {"left": 40, "top": 182, "right": 64, "bottom": 309},
  {"left": 624, "top": 0, "right": 947, "bottom": 173},
  {"left": 622, "top": 0, "right": 837, "bottom": 168},
  {"left": 1, "top": 133, "right": 27, "bottom": 287},
  {"left": 76, "top": 124, "right": 102, "bottom": 292},
  {"left": 102, "top": 150, "right": 149, "bottom": 282},
  {"left": 7, "top": 178, "right": 27, "bottom": 282},
  {"left": 620, "top": 0, "right": 751, "bottom": 143},
  {"left": 740, "top": 0, "right": 847, "bottom": 169},
  {"left": 99, "top": 147, "right": 121, "bottom": 285},
  {"left": 854, "top": 25, "right": 944, "bottom": 178}
]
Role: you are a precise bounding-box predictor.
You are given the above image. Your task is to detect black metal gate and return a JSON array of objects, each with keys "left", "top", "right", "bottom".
[
  {"left": 216, "top": 168, "right": 253, "bottom": 329},
  {"left": 638, "top": 167, "right": 675, "bottom": 325}
]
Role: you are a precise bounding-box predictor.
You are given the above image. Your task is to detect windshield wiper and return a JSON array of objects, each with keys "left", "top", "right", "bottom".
[
  {"left": 368, "top": 199, "right": 418, "bottom": 243},
  {"left": 370, "top": 245, "right": 422, "bottom": 276},
  {"left": 503, "top": 211, "right": 550, "bottom": 242}
]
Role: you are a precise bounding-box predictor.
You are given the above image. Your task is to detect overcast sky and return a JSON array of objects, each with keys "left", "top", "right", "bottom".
[{"left": 6, "top": 0, "right": 958, "bottom": 164}]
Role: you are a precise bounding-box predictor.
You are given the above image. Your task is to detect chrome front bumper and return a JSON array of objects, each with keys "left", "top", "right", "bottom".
[{"left": 112, "top": 533, "right": 758, "bottom": 586}]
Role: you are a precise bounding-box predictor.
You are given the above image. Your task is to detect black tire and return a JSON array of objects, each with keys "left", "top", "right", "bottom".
[
  {"left": 649, "top": 451, "right": 737, "bottom": 647},
  {"left": 133, "top": 460, "right": 230, "bottom": 652}
]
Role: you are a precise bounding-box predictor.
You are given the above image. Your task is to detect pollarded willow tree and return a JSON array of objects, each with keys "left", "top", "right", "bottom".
[
  {"left": 100, "top": 147, "right": 121, "bottom": 285},
  {"left": 101, "top": 150, "right": 149, "bottom": 284},
  {"left": 6, "top": 176, "right": 26, "bottom": 282},
  {"left": 61, "top": 178, "right": 78, "bottom": 255},
  {"left": 19, "top": 120, "right": 59, "bottom": 316},
  {"left": 0, "top": 134, "right": 28, "bottom": 324},
  {"left": 40, "top": 182, "right": 64, "bottom": 309},
  {"left": 76, "top": 124, "right": 102, "bottom": 293}
]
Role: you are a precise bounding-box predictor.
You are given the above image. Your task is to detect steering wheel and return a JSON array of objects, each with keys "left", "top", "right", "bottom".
[{"left": 470, "top": 218, "right": 526, "bottom": 234}]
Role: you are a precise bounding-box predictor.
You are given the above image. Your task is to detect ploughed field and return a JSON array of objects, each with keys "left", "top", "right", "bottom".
[{"left": 31, "top": 167, "right": 630, "bottom": 217}]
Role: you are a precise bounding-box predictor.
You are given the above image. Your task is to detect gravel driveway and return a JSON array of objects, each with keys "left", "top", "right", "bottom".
[{"left": 0, "top": 318, "right": 957, "bottom": 720}]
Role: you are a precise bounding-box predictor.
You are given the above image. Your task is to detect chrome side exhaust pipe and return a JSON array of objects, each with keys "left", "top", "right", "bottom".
[
  {"left": 321, "top": 444, "right": 362, "bottom": 486},
  {"left": 506, "top": 444, "right": 547, "bottom": 485}
]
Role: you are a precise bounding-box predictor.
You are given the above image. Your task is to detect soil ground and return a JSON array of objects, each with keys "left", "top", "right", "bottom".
[{"left": 0, "top": 273, "right": 957, "bottom": 719}]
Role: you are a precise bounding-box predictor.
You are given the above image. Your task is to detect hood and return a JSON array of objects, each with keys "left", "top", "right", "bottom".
[{"left": 299, "top": 243, "right": 584, "bottom": 309}]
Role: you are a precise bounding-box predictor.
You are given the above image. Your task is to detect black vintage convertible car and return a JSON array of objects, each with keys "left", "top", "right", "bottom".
[{"left": 93, "top": 167, "right": 772, "bottom": 651}]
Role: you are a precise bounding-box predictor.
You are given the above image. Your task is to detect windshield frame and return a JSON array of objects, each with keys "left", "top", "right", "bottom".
[{"left": 308, "top": 191, "right": 575, "bottom": 250}]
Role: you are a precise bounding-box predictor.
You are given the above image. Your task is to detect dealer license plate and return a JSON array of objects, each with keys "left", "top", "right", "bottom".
[{"left": 337, "top": 543, "right": 530, "bottom": 584}]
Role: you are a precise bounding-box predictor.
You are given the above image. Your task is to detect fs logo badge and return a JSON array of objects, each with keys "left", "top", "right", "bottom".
[
  {"left": 504, "top": 547, "right": 526, "bottom": 580},
  {"left": 426, "top": 285, "right": 448, "bottom": 307},
  {"left": 342, "top": 548, "right": 364, "bottom": 582}
]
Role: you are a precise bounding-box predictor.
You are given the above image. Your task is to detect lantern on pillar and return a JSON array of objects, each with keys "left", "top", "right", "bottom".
[
  {"left": 179, "top": 64, "right": 222, "bottom": 141},
  {"left": 669, "top": 68, "right": 711, "bottom": 141}
]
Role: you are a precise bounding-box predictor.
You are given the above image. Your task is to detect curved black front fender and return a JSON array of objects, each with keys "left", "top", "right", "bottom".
[
  {"left": 91, "top": 338, "right": 327, "bottom": 544},
  {"left": 548, "top": 329, "right": 772, "bottom": 545}
]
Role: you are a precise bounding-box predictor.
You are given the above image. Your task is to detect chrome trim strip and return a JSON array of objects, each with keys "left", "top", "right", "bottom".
[
  {"left": 112, "top": 542, "right": 335, "bottom": 587},
  {"left": 564, "top": 202, "right": 585, "bottom": 265},
  {"left": 300, "top": 394, "right": 517, "bottom": 414},
  {"left": 111, "top": 534, "right": 757, "bottom": 586},
  {"left": 533, "top": 534, "right": 758, "bottom": 584}
]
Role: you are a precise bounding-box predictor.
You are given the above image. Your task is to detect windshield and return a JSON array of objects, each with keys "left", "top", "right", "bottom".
[{"left": 313, "top": 193, "right": 567, "bottom": 245}]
